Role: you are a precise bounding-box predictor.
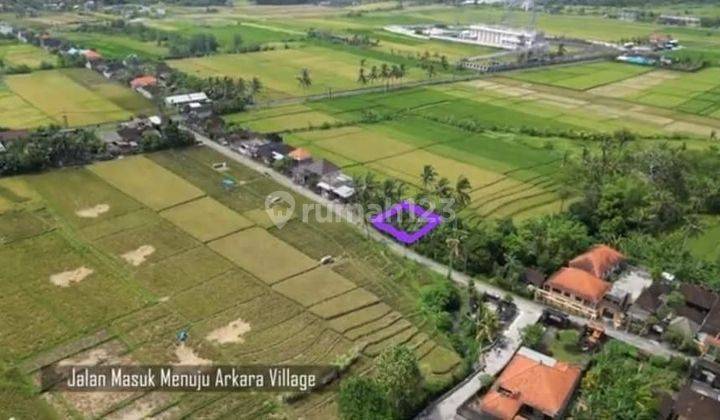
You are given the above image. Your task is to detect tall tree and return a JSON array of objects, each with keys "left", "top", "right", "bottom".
[
  {"left": 297, "top": 68, "right": 312, "bottom": 89},
  {"left": 338, "top": 376, "right": 392, "bottom": 420},
  {"left": 454, "top": 175, "right": 472, "bottom": 210},
  {"left": 421, "top": 165, "right": 437, "bottom": 190},
  {"left": 376, "top": 345, "right": 423, "bottom": 419}
]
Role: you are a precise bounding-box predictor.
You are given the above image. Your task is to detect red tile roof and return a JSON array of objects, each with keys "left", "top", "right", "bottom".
[
  {"left": 82, "top": 50, "right": 102, "bottom": 61},
  {"left": 288, "top": 147, "right": 311, "bottom": 161},
  {"left": 130, "top": 75, "right": 158, "bottom": 89},
  {"left": 480, "top": 351, "right": 582, "bottom": 419},
  {"left": 569, "top": 245, "right": 624, "bottom": 279},
  {"left": 546, "top": 267, "right": 611, "bottom": 303}
]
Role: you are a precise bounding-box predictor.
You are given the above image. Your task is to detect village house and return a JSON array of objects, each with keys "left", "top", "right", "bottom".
[
  {"left": 256, "top": 142, "right": 295, "bottom": 165},
  {"left": 537, "top": 267, "right": 611, "bottom": 319},
  {"left": 288, "top": 147, "right": 312, "bottom": 164},
  {"left": 659, "top": 15, "right": 700, "bottom": 27},
  {"left": 0, "top": 129, "right": 29, "bottom": 154},
  {"left": 317, "top": 171, "right": 355, "bottom": 202},
  {"left": 164, "top": 92, "right": 210, "bottom": 108},
  {"left": 458, "top": 347, "right": 582, "bottom": 420},
  {"left": 568, "top": 245, "right": 625, "bottom": 279},
  {"left": 233, "top": 138, "right": 269, "bottom": 156},
  {"left": 130, "top": 75, "right": 157, "bottom": 90},
  {"left": 291, "top": 158, "right": 339, "bottom": 187},
  {"left": 627, "top": 281, "right": 673, "bottom": 325},
  {"left": 535, "top": 245, "right": 631, "bottom": 321},
  {"left": 660, "top": 379, "right": 720, "bottom": 420},
  {"left": 0, "top": 22, "right": 14, "bottom": 36},
  {"left": 100, "top": 62, "right": 124, "bottom": 79}
]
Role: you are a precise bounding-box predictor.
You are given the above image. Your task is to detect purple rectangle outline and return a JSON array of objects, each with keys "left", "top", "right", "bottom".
[{"left": 370, "top": 201, "right": 442, "bottom": 245}]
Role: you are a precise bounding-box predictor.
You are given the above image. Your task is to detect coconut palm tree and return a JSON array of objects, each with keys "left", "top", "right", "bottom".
[
  {"left": 454, "top": 175, "right": 472, "bottom": 210},
  {"left": 475, "top": 306, "right": 500, "bottom": 344},
  {"left": 445, "top": 227, "right": 467, "bottom": 279},
  {"left": 297, "top": 68, "right": 312, "bottom": 89},
  {"left": 357, "top": 67, "right": 368, "bottom": 85},
  {"left": 352, "top": 172, "right": 379, "bottom": 236},
  {"left": 434, "top": 177, "right": 452, "bottom": 199},
  {"left": 420, "top": 165, "right": 437, "bottom": 190}
]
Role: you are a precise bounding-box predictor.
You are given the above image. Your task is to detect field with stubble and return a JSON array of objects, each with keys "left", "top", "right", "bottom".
[{"left": 0, "top": 146, "right": 462, "bottom": 419}]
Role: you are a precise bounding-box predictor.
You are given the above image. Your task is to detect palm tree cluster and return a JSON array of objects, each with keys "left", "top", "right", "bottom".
[
  {"left": 202, "top": 76, "right": 262, "bottom": 101},
  {"left": 357, "top": 61, "right": 407, "bottom": 85}
]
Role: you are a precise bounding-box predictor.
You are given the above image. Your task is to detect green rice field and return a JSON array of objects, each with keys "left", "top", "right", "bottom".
[
  {"left": 1, "top": 68, "right": 155, "bottom": 128},
  {"left": 0, "top": 146, "right": 462, "bottom": 418},
  {"left": 508, "top": 61, "right": 652, "bottom": 91},
  {"left": 168, "top": 43, "right": 443, "bottom": 100},
  {"left": 0, "top": 41, "right": 58, "bottom": 69},
  {"left": 58, "top": 31, "right": 169, "bottom": 59},
  {"left": 228, "top": 69, "right": 720, "bottom": 220}
]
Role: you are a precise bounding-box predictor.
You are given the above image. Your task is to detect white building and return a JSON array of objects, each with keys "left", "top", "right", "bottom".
[
  {"left": 164, "top": 92, "right": 209, "bottom": 107},
  {"left": 456, "top": 25, "right": 545, "bottom": 50},
  {"left": 659, "top": 15, "right": 700, "bottom": 27},
  {"left": 0, "top": 22, "right": 13, "bottom": 36}
]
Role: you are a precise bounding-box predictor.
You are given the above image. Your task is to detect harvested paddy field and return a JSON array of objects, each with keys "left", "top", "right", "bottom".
[
  {"left": 507, "top": 61, "right": 651, "bottom": 91},
  {"left": 168, "top": 44, "right": 432, "bottom": 100},
  {"left": 0, "top": 146, "right": 462, "bottom": 418},
  {"left": 3, "top": 68, "right": 155, "bottom": 127},
  {"left": 589, "top": 67, "right": 720, "bottom": 119}
]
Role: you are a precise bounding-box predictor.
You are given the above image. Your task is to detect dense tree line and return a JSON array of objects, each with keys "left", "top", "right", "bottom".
[
  {"left": 338, "top": 345, "right": 425, "bottom": 420},
  {"left": 572, "top": 341, "right": 687, "bottom": 419},
  {"left": 349, "top": 126, "right": 720, "bottom": 291},
  {"left": 0, "top": 121, "right": 195, "bottom": 176},
  {"left": 0, "top": 127, "right": 104, "bottom": 175},
  {"left": 76, "top": 21, "right": 220, "bottom": 58},
  {"left": 163, "top": 70, "right": 262, "bottom": 113}
]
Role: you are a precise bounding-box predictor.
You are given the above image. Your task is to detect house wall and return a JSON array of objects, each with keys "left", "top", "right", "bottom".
[{"left": 536, "top": 288, "right": 600, "bottom": 319}]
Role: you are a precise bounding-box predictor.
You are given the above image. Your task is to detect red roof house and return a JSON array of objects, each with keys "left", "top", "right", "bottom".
[
  {"left": 546, "top": 267, "right": 612, "bottom": 304},
  {"left": 130, "top": 75, "right": 158, "bottom": 90},
  {"left": 569, "top": 245, "right": 625, "bottom": 279},
  {"left": 82, "top": 50, "right": 103, "bottom": 61},
  {"left": 475, "top": 347, "right": 582, "bottom": 419}
]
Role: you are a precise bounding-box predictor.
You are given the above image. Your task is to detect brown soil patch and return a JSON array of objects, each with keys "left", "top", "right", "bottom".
[
  {"left": 50, "top": 266, "right": 94, "bottom": 287},
  {"left": 174, "top": 344, "right": 211, "bottom": 366},
  {"left": 58, "top": 347, "right": 110, "bottom": 367},
  {"left": 206, "top": 319, "right": 251, "bottom": 344},
  {"left": 75, "top": 204, "right": 110, "bottom": 218},
  {"left": 121, "top": 245, "right": 155, "bottom": 266},
  {"left": 105, "top": 393, "right": 174, "bottom": 420},
  {"left": 48, "top": 341, "right": 138, "bottom": 418}
]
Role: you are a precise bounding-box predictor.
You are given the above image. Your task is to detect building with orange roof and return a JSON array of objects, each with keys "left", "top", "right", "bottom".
[
  {"left": 130, "top": 75, "right": 158, "bottom": 90},
  {"left": 82, "top": 50, "right": 102, "bottom": 61},
  {"left": 460, "top": 347, "right": 582, "bottom": 420},
  {"left": 569, "top": 244, "right": 625, "bottom": 280},
  {"left": 288, "top": 147, "right": 311, "bottom": 162},
  {"left": 536, "top": 267, "right": 611, "bottom": 319}
]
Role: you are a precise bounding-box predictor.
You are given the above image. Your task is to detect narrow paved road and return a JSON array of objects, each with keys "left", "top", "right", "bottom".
[
  {"left": 417, "top": 307, "right": 542, "bottom": 420},
  {"left": 189, "top": 131, "right": 689, "bottom": 419}
]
